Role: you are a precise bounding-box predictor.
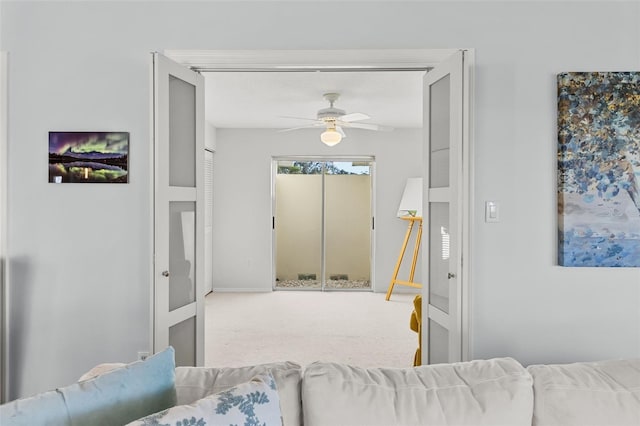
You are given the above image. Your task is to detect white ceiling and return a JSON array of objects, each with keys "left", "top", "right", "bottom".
[{"left": 203, "top": 71, "right": 425, "bottom": 129}]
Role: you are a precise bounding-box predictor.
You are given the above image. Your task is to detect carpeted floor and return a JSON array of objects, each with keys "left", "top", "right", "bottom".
[{"left": 205, "top": 291, "right": 419, "bottom": 368}]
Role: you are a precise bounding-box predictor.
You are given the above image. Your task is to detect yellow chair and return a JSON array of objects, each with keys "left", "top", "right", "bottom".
[{"left": 409, "top": 294, "right": 422, "bottom": 366}]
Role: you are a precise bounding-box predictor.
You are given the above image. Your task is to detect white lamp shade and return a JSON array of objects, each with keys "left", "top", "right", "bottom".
[
  {"left": 321, "top": 129, "right": 342, "bottom": 146},
  {"left": 396, "top": 177, "right": 423, "bottom": 218}
]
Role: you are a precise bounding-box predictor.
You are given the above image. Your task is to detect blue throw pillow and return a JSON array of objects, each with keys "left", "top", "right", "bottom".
[
  {"left": 1, "top": 347, "right": 177, "bottom": 426},
  {"left": 0, "top": 388, "right": 69, "bottom": 426}
]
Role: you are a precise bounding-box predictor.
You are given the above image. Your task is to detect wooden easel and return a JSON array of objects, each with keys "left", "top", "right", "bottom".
[{"left": 385, "top": 216, "right": 423, "bottom": 301}]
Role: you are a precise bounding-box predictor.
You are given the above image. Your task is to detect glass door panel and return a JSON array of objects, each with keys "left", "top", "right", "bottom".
[
  {"left": 168, "top": 75, "right": 196, "bottom": 187},
  {"left": 169, "top": 201, "right": 196, "bottom": 311},
  {"left": 169, "top": 317, "right": 196, "bottom": 367},
  {"left": 428, "top": 320, "right": 449, "bottom": 364},
  {"left": 275, "top": 161, "right": 323, "bottom": 289},
  {"left": 428, "top": 202, "right": 449, "bottom": 313},
  {"left": 429, "top": 74, "right": 450, "bottom": 189},
  {"left": 324, "top": 162, "right": 372, "bottom": 290}
]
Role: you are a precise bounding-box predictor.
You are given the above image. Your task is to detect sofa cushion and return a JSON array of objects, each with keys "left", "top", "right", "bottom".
[
  {"left": 175, "top": 361, "right": 301, "bottom": 426},
  {"left": 127, "top": 373, "right": 282, "bottom": 426},
  {"left": 302, "top": 358, "right": 533, "bottom": 426},
  {"left": 2, "top": 347, "right": 176, "bottom": 426},
  {"left": 528, "top": 358, "right": 640, "bottom": 426}
]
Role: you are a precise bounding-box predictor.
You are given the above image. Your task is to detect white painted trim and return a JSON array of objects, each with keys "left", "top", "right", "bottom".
[
  {"left": 212, "top": 287, "right": 271, "bottom": 293},
  {"left": 167, "top": 303, "right": 197, "bottom": 325},
  {"left": 461, "top": 49, "right": 475, "bottom": 362},
  {"left": 271, "top": 159, "right": 277, "bottom": 291},
  {"left": 148, "top": 53, "right": 156, "bottom": 356},
  {"left": 428, "top": 187, "right": 451, "bottom": 202},
  {"left": 165, "top": 49, "right": 459, "bottom": 71},
  {"left": 427, "top": 305, "right": 449, "bottom": 327},
  {"left": 370, "top": 160, "right": 377, "bottom": 293},
  {"left": 0, "top": 51, "right": 8, "bottom": 403},
  {"left": 168, "top": 187, "right": 197, "bottom": 201},
  {"left": 445, "top": 51, "right": 464, "bottom": 364}
]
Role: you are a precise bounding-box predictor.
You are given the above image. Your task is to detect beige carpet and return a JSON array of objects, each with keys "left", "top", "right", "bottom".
[{"left": 205, "top": 291, "right": 419, "bottom": 368}]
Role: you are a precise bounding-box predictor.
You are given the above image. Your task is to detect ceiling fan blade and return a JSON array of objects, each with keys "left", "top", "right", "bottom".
[
  {"left": 340, "top": 112, "right": 370, "bottom": 122},
  {"left": 336, "top": 126, "right": 347, "bottom": 138},
  {"left": 277, "top": 124, "right": 322, "bottom": 133},
  {"left": 346, "top": 122, "right": 394, "bottom": 132}
]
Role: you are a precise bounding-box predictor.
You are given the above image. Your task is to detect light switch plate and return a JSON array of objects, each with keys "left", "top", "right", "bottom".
[{"left": 485, "top": 201, "right": 499, "bottom": 223}]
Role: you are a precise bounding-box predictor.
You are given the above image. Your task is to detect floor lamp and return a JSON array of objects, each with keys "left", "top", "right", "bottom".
[{"left": 386, "top": 178, "right": 423, "bottom": 301}]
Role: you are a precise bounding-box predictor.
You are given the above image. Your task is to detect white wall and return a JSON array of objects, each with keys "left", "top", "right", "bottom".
[
  {"left": 1, "top": 0, "right": 639, "bottom": 399},
  {"left": 212, "top": 128, "right": 422, "bottom": 291}
]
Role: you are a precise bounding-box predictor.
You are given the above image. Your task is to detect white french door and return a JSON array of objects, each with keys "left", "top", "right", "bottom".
[
  {"left": 152, "top": 53, "right": 205, "bottom": 366},
  {"left": 422, "top": 50, "right": 469, "bottom": 364}
]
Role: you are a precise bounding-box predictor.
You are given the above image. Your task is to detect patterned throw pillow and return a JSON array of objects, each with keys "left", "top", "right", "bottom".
[{"left": 127, "top": 373, "right": 283, "bottom": 426}]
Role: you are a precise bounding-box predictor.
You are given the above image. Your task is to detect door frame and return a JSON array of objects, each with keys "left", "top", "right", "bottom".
[
  {"left": 1, "top": 51, "right": 8, "bottom": 402},
  {"left": 165, "top": 49, "right": 474, "bottom": 362},
  {"left": 271, "top": 156, "right": 376, "bottom": 292}
]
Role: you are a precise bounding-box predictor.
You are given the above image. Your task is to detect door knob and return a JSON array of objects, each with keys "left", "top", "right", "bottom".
[
  {"left": 162, "top": 270, "right": 170, "bottom": 277},
  {"left": 447, "top": 272, "right": 456, "bottom": 279}
]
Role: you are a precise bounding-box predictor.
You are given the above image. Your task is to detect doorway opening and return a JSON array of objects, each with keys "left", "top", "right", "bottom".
[
  {"left": 157, "top": 49, "right": 473, "bottom": 366},
  {"left": 273, "top": 158, "right": 374, "bottom": 291}
]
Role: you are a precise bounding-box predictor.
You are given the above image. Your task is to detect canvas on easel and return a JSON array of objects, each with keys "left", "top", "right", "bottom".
[
  {"left": 386, "top": 178, "right": 423, "bottom": 300},
  {"left": 396, "top": 177, "right": 423, "bottom": 218}
]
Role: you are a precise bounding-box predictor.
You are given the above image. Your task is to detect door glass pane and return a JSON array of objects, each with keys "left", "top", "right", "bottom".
[
  {"left": 275, "top": 161, "right": 322, "bottom": 289},
  {"left": 169, "top": 316, "right": 195, "bottom": 367},
  {"left": 325, "top": 162, "right": 371, "bottom": 290},
  {"left": 169, "top": 201, "right": 196, "bottom": 310},
  {"left": 429, "top": 202, "right": 449, "bottom": 313},
  {"left": 169, "top": 75, "right": 196, "bottom": 187},
  {"left": 430, "top": 74, "right": 450, "bottom": 188},
  {"left": 428, "top": 319, "right": 449, "bottom": 364}
]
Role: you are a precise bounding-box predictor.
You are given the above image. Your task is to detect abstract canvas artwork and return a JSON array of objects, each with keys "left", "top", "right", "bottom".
[
  {"left": 49, "top": 132, "right": 129, "bottom": 183},
  {"left": 557, "top": 72, "right": 640, "bottom": 267}
]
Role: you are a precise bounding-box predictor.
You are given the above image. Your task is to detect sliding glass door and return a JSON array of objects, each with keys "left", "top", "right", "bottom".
[
  {"left": 324, "top": 161, "right": 372, "bottom": 290},
  {"left": 274, "top": 160, "right": 323, "bottom": 289},
  {"left": 273, "top": 159, "right": 373, "bottom": 291}
]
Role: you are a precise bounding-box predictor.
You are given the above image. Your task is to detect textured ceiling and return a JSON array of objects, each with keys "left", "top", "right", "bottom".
[{"left": 203, "top": 71, "right": 425, "bottom": 129}]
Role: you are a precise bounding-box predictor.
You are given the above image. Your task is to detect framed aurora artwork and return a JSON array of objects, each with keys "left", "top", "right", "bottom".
[{"left": 49, "top": 131, "right": 129, "bottom": 184}]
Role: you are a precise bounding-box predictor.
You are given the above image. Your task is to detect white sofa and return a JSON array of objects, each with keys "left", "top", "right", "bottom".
[
  {"left": 2, "top": 349, "right": 639, "bottom": 426},
  {"left": 174, "top": 357, "right": 640, "bottom": 426}
]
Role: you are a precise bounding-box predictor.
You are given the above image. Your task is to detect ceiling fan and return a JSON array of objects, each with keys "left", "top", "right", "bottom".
[{"left": 279, "top": 93, "right": 393, "bottom": 146}]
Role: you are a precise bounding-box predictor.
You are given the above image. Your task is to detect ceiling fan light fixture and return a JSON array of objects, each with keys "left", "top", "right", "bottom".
[
  {"left": 279, "top": 92, "right": 392, "bottom": 142},
  {"left": 321, "top": 128, "right": 342, "bottom": 146}
]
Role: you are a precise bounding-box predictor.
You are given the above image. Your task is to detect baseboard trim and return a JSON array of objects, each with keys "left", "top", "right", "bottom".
[{"left": 212, "top": 287, "right": 271, "bottom": 293}]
